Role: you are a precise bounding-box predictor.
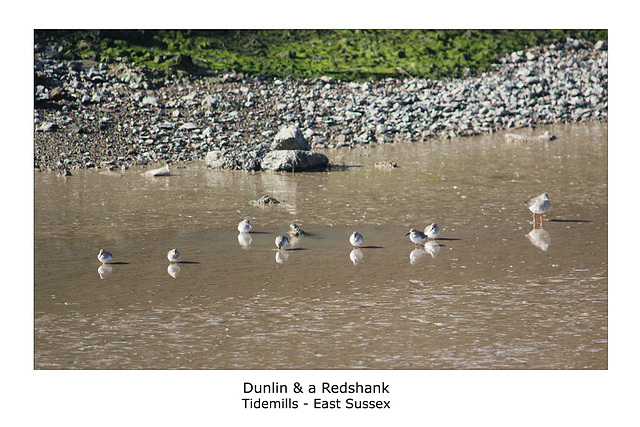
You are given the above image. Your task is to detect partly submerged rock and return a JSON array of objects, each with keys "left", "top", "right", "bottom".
[
  {"left": 99, "top": 170, "right": 123, "bottom": 178},
  {"left": 249, "top": 195, "right": 280, "bottom": 205},
  {"left": 504, "top": 131, "right": 555, "bottom": 143},
  {"left": 270, "top": 124, "right": 311, "bottom": 151},
  {"left": 260, "top": 150, "right": 328, "bottom": 172},
  {"left": 205, "top": 149, "right": 264, "bottom": 171},
  {"left": 145, "top": 164, "right": 171, "bottom": 176},
  {"left": 375, "top": 161, "right": 399, "bottom": 169}
]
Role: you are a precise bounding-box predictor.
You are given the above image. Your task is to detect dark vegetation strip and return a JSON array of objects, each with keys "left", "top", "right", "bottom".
[{"left": 35, "top": 29, "right": 607, "bottom": 81}]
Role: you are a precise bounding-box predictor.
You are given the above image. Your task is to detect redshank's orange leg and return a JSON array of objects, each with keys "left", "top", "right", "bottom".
[{"left": 540, "top": 214, "right": 544, "bottom": 228}]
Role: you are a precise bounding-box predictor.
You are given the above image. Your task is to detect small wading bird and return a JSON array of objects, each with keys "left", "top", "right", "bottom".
[
  {"left": 525, "top": 193, "right": 551, "bottom": 228},
  {"left": 237, "top": 219, "right": 252, "bottom": 233},
  {"left": 275, "top": 235, "right": 290, "bottom": 251},
  {"left": 288, "top": 223, "right": 307, "bottom": 237},
  {"left": 349, "top": 231, "right": 363, "bottom": 247},
  {"left": 424, "top": 223, "right": 440, "bottom": 239},
  {"left": 405, "top": 229, "right": 427, "bottom": 247},
  {"left": 167, "top": 248, "right": 181, "bottom": 263},
  {"left": 97, "top": 249, "right": 113, "bottom": 264}
]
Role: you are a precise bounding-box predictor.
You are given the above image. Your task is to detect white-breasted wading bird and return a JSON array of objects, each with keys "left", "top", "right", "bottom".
[
  {"left": 424, "top": 223, "right": 440, "bottom": 239},
  {"left": 237, "top": 219, "right": 252, "bottom": 233},
  {"left": 349, "top": 231, "right": 363, "bottom": 247},
  {"left": 405, "top": 229, "right": 427, "bottom": 247},
  {"left": 167, "top": 248, "right": 181, "bottom": 263},
  {"left": 275, "top": 235, "right": 290, "bottom": 251},
  {"left": 98, "top": 249, "right": 113, "bottom": 264},
  {"left": 525, "top": 193, "right": 551, "bottom": 228}
]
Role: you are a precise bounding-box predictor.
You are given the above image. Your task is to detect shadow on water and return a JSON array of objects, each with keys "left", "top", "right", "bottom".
[
  {"left": 291, "top": 232, "right": 317, "bottom": 237},
  {"left": 327, "top": 163, "right": 362, "bottom": 171},
  {"left": 177, "top": 261, "right": 200, "bottom": 265},
  {"left": 549, "top": 219, "right": 592, "bottom": 223}
]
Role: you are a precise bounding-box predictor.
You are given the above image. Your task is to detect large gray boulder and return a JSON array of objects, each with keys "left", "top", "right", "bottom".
[
  {"left": 205, "top": 125, "right": 327, "bottom": 172},
  {"left": 270, "top": 125, "right": 311, "bottom": 151},
  {"left": 261, "top": 150, "right": 328, "bottom": 172}
]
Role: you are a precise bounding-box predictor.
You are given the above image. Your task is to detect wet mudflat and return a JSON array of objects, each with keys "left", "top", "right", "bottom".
[{"left": 34, "top": 123, "right": 607, "bottom": 369}]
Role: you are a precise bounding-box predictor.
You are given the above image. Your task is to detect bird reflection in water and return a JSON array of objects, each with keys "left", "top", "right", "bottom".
[
  {"left": 98, "top": 264, "right": 113, "bottom": 279},
  {"left": 410, "top": 248, "right": 428, "bottom": 264},
  {"left": 423, "top": 240, "right": 440, "bottom": 258},
  {"left": 349, "top": 248, "right": 364, "bottom": 265},
  {"left": 167, "top": 263, "right": 181, "bottom": 278},
  {"left": 275, "top": 251, "right": 290, "bottom": 264},
  {"left": 238, "top": 233, "right": 252, "bottom": 249},
  {"left": 526, "top": 228, "right": 551, "bottom": 251}
]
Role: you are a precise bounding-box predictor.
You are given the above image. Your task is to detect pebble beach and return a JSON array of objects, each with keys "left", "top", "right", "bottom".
[{"left": 34, "top": 36, "right": 607, "bottom": 173}]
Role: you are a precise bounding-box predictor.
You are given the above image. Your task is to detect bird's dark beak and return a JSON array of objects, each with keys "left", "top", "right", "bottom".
[{"left": 405, "top": 232, "right": 410, "bottom": 236}]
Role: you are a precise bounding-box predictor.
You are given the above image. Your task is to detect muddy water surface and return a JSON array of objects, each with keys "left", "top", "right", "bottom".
[{"left": 34, "top": 123, "right": 607, "bottom": 369}]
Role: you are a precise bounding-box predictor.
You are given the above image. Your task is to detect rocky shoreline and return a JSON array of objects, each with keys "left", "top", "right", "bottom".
[{"left": 34, "top": 36, "right": 607, "bottom": 173}]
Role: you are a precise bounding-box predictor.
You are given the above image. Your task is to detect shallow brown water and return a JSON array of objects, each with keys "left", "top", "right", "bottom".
[{"left": 34, "top": 123, "right": 607, "bottom": 369}]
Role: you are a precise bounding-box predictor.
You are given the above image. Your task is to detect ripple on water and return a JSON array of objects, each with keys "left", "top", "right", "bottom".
[{"left": 34, "top": 124, "right": 607, "bottom": 369}]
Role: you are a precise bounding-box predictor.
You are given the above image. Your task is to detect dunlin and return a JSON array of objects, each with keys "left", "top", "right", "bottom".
[
  {"left": 405, "top": 229, "right": 427, "bottom": 247},
  {"left": 237, "top": 219, "right": 252, "bottom": 233},
  {"left": 288, "top": 223, "right": 307, "bottom": 237},
  {"left": 275, "top": 235, "right": 290, "bottom": 251},
  {"left": 167, "top": 248, "right": 181, "bottom": 263},
  {"left": 349, "top": 231, "right": 363, "bottom": 247},
  {"left": 97, "top": 249, "right": 113, "bottom": 264},
  {"left": 424, "top": 223, "right": 440, "bottom": 239}
]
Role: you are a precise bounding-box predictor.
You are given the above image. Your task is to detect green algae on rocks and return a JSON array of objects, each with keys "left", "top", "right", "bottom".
[{"left": 35, "top": 29, "right": 607, "bottom": 81}]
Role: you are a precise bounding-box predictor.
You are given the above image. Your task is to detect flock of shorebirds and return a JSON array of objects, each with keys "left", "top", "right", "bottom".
[{"left": 96, "top": 193, "right": 551, "bottom": 270}]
